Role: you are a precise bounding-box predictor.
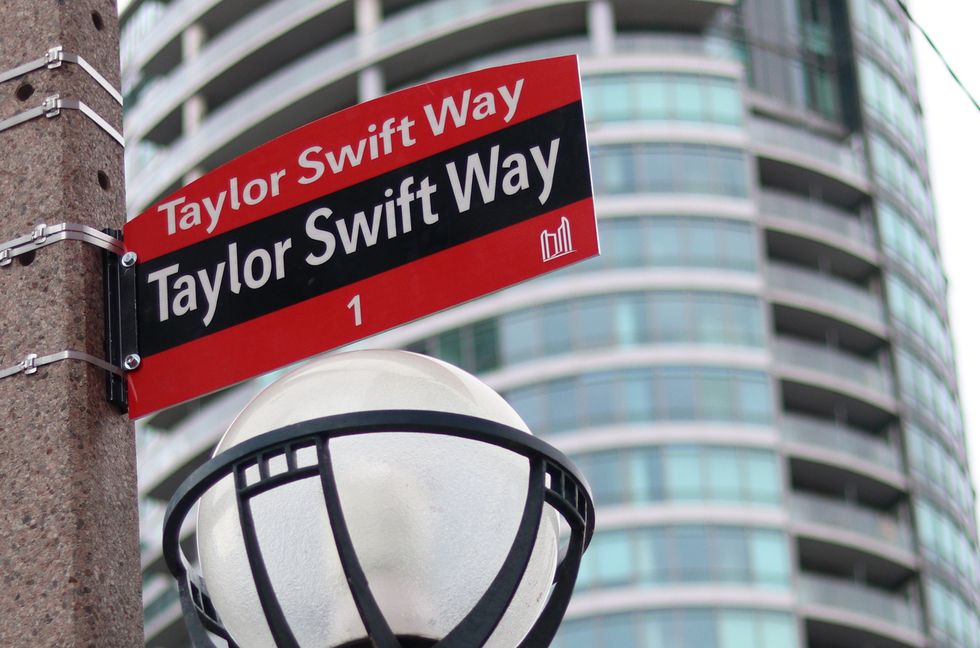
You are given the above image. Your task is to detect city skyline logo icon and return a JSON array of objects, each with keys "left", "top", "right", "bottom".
[{"left": 540, "top": 216, "right": 574, "bottom": 262}]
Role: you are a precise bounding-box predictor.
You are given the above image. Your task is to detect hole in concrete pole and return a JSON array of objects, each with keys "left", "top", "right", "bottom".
[
  {"left": 91, "top": 11, "right": 104, "bottom": 31},
  {"left": 98, "top": 171, "right": 110, "bottom": 191},
  {"left": 18, "top": 250, "right": 36, "bottom": 266},
  {"left": 15, "top": 83, "right": 34, "bottom": 101}
]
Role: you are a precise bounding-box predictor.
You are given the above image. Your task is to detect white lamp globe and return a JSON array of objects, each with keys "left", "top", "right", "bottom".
[{"left": 196, "top": 350, "right": 560, "bottom": 647}]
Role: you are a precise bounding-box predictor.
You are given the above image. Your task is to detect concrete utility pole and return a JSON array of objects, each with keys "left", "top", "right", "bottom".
[{"left": 0, "top": 1, "right": 143, "bottom": 645}]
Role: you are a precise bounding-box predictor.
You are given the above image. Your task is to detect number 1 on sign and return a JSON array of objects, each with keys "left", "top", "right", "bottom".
[{"left": 347, "top": 294, "right": 362, "bottom": 326}]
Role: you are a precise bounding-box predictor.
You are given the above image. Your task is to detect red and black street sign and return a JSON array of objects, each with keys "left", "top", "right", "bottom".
[{"left": 123, "top": 55, "right": 597, "bottom": 418}]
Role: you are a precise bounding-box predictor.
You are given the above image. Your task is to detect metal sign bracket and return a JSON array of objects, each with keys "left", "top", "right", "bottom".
[
  {"left": 103, "top": 228, "right": 139, "bottom": 413},
  {"left": 0, "top": 225, "right": 137, "bottom": 412}
]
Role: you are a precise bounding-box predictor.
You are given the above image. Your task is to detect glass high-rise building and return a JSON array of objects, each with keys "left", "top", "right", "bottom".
[{"left": 121, "top": 1, "right": 980, "bottom": 646}]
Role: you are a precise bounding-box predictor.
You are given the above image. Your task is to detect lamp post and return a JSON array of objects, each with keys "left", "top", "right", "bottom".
[{"left": 163, "top": 350, "right": 594, "bottom": 647}]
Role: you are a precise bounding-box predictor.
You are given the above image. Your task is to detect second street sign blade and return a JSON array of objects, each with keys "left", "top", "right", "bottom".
[{"left": 123, "top": 55, "right": 597, "bottom": 418}]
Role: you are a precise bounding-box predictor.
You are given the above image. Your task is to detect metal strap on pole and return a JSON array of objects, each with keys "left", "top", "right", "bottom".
[
  {"left": 0, "top": 103, "right": 49, "bottom": 133},
  {"left": 56, "top": 49, "right": 124, "bottom": 105},
  {"left": 0, "top": 222, "right": 123, "bottom": 266},
  {"left": 0, "top": 45, "right": 122, "bottom": 105},
  {"left": 54, "top": 97, "right": 125, "bottom": 145},
  {"left": 0, "top": 51, "right": 52, "bottom": 85},
  {"left": 0, "top": 94, "right": 124, "bottom": 145},
  {"left": 0, "top": 350, "right": 124, "bottom": 380}
]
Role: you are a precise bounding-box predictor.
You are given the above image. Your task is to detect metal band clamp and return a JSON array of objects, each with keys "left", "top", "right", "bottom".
[
  {"left": 0, "top": 350, "right": 123, "bottom": 381},
  {"left": 0, "top": 94, "right": 124, "bottom": 145},
  {"left": 0, "top": 45, "right": 122, "bottom": 105},
  {"left": 0, "top": 225, "right": 134, "bottom": 410},
  {"left": 0, "top": 223, "right": 123, "bottom": 266}
]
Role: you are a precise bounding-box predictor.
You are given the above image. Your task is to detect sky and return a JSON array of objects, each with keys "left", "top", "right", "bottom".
[{"left": 910, "top": 1, "right": 980, "bottom": 494}]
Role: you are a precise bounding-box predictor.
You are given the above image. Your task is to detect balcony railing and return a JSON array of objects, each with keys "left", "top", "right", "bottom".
[
  {"left": 128, "top": 0, "right": 581, "bottom": 209},
  {"left": 137, "top": 383, "right": 261, "bottom": 494},
  {"left": 775, "top": 337, "right": 893, "bottom": 395},
  {"left": 781, "top": 413, "right": 901, "bottom": 472},
  {"left": 379, "top": 0, "right": 521, "bottom": 43},
  {"left": 124, "top": 141, "right": 161, "bottom": 184},
  {"left": 799, "top": 573, "right": 922, "bottom": 632},
  {"left": 759, "top": 189, "right": 875, "bottom": 246},
  {"left": 614, "top": 32, "right": 736, "bottom": 58},
  {"left": 127, "top": 0, "right": 742, "bottom": 212},
  {"left": 129, "top": 0, "right": 583, "bottom": 141},
  {"left": 767, "top": 262, "right": 885, "bottom": 325},
  {"left": 143, "top": 580, "right": 179, "bottom": 625},
  {"left": 749, "top": 116, "right": 868, "bottom": 180},
  {"left": 143, "top": 579, "right": 181, "bottom": 639},
  {"left": 120, "top": 0, "right": 167, "bottom": 72},
  {"left": 790, "top": 492, "right": 912, "bottom": 551},
  {"left": 128, "top": 0, "right": 352, "bottom": 140}
]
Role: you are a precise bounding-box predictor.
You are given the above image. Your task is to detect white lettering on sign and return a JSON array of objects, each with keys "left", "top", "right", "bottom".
[
  {"left": 295, "top": 79, "right": 525, "bottom": 189},
  {"left": 141, "top": 65, "right": 577, "bottom": 334},
  {"left": 446, "top": 137, "right": 559, "bottom": 212},
  {"left": 148, "top": 238, "right": 293, "bottom": 326},
  {"left": 158, "top": 169, "right": 287, "bottom": 236},
  {"left": 423, "top": 79, "right": 524, "bottom": 135},
  {"left": 304, "top": 176, "right": 439, "bottom": 265},
  {"left": 147, "top": 172, "right": 446, "bottom": 326},
  {"left": 197, "top": 262, "right": 225, "bottom": 326},
  {"left": 296, "top": 116, "right": 418, "bottom": 185},
  {"left": 154, "top": 78, "right": 529, "bottom": 241},
  {"left": 347, "top": 294, "right": 362, "bottom": 326},
  {"left": 156, "top": 72, "right": 536, "bottom": 247}
]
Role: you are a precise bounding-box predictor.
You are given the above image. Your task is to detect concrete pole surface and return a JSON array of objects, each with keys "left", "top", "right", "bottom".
[{"left": 0, "top": 1, "right": 143, "bottom": 646}]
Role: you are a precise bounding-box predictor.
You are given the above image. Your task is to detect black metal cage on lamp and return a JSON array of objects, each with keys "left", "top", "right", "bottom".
[{"left": 163, "top": 409, "right": 595, "bottom": 648}]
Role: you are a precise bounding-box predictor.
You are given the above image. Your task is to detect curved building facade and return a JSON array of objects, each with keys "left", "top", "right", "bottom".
[{"left": 120, "top": 1, "right": 980, "bottom": 647}]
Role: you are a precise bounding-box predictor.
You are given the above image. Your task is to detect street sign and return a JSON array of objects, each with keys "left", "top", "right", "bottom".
[{"left": 123, "top": 55, "right": 597, "bottom": 418}]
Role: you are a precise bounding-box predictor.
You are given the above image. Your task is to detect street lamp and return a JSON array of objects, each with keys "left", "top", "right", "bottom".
[{"left": 163, "top": 350, "right": 594, "bottom": 647}]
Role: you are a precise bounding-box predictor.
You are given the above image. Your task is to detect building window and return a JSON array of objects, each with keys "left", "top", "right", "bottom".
[
  {"left": 896, "top": 349, "right": 963, "bottom": 444},
  {"left": 570, "top": 216, "right": 759, "bottom": 273},
  {"left": 878, "top": 200, "right": 945, "bottom": 298},
  {"left": 506, "top": 367, "right": 772, "bottom": 435},
  {"left": 869, "top": 134, "right": 933, "bottom": 223},
  {"left": 591, "top": 144, "right": 749, "bottom": 197},
  {"left": 850, "top": 0, "right": 916, "bottom": 78},
  {"left": 907, "top": 423, "right": 975, "bottom": 520},
  {"left": 575, "top": 526, "right": 790, "bottom": 592},
  {"left": 574, "top": 445, "right": 781, "bottom": 508},
  {"left": 926, "top": 577, "right": 980, "bottom": 647},
  {"left": 554, "top": 608, "right": 797, "bottom": 648},
  {"left": 408, "top": 288, "right": 765, "bottom": 374},
  {"left": 583, "top": 72, "right": 743, "bottom": 126},
  {"left": 886, "top": 274, "right": 954, "bottom": 367},
  {"left": 915, "top": 497, "right": 980, "bottom": 585}
]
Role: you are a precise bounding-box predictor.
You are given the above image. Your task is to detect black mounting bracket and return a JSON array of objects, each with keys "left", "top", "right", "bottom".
[{"left": 102, "top": 228, "right": 138, "bottom": 413}]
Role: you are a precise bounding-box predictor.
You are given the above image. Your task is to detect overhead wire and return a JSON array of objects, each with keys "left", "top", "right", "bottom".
[{"left": 894, "top": 0, "right": 980, "bottom": 113}]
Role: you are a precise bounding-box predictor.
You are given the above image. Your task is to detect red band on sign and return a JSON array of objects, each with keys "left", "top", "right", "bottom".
[{"left": 125, "top": 56, "right": 583, "bottom": 263}]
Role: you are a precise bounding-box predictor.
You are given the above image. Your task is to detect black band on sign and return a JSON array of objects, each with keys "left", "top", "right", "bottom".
[{"left": 137, "top": 101, "right": 591, "bottom": 357}]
